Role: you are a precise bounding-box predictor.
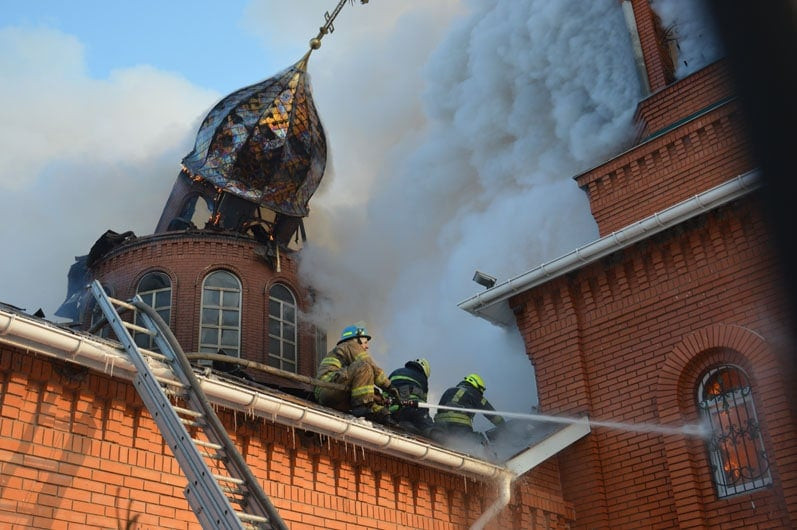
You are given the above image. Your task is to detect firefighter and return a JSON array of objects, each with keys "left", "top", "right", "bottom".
[
  {"left": 387, "top": 358, "right": 438, "bottom": 437},
  {"left": 434, "top": 373, "right": 505, "bottom": 445},
  {"left": 314, "top": 325, "right": 400, "bottom": 425}
]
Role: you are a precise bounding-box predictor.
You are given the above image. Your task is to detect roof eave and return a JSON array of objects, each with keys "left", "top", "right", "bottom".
[{"left": 458, "top": 169, "right": 761, "bottom": 327}]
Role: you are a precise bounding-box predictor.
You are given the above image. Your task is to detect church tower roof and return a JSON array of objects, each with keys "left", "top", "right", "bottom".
[{"left": 181, "top": 52, "right": 325, "bottom": 218}]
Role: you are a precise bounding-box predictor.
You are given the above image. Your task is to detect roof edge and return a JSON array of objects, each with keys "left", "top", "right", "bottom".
[
  {"left": 0, "top": 308, "right": 509, "bottom": 480},
  {"left": 458, "top": 169, "right": 762, "bottom": 326}
]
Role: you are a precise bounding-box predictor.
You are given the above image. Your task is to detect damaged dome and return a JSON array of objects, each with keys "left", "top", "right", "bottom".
[{"left": 182, "top": 52, "right": 326, "bottom": 218}]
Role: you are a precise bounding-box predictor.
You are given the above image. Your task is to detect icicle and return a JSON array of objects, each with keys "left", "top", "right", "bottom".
[{"left": 290, "top": 425, "right": 296, "bottom": 448}]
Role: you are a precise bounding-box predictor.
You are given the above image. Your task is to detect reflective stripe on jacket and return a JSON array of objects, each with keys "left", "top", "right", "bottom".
[
  {"left": 388, "top": 364, "right": 429, "bottom": 401},
  {"left": 316, "top": 341, "right": 390, "bottom": 388},
  {"left": 435, "top": 382, "right": 505, "bottom": 428}
]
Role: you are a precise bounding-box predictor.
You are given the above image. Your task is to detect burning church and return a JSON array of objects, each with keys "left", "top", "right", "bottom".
[{"left": 1, "top": 0, "right": 795, "bottom": 528}]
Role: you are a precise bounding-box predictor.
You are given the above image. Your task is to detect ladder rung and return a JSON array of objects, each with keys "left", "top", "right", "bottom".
[
  {"left": 155, "top": 376, "right": 188, "bottom": 389},
  {"left": 122, "top": 321, "right": 156, "bottom": 336},
  {"left": 192, "top": 438, "right": 223, "bottom": 451},
  {"left": 213, "top": 474, "right": 244, "bottom": 485},
  {"left": 139, "top": 347, "right": 167, "bottom": 362},
  {"left": 108, "top": 296, "right": 137, "bottom": 312},
  {"left": 180, "top": 417, "right": 203, "bottom": 428},
  {"left": 173, "top": 405, "right": 203, "bottom": 417},
  {"left": 236, "top": 512, "right": 269, "bottom": 524},
  {"left": 221, "top": 484, "right": 244, "bottom": 496}
]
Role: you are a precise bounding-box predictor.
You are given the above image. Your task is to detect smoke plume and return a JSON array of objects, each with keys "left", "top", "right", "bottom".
[{"left": 299, "top": 0, "right": 643, "bottom": 417}]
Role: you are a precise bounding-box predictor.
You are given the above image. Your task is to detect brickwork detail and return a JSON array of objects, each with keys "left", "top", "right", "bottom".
[
  {"left": 657, "top": 324, "right": 797, "bottom": 527},
  {"left": 86, "top": 232, "right": 321, "bottom": 378},
  {"left": 575, "top": 101, "right": 754, "bottom": 236},
  {"left": 512, "top": 196, "right": 797, "bottom": 527},
  {"left": 0, "top": 347, "right": 572, "bottom": 528}
]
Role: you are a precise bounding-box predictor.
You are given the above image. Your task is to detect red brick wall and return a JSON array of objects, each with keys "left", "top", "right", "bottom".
[
  {"left": 633, "top": 60, "right": 736, "bottom": 140},
  {"left": 87, "top": 233, "right": 321, "bottom": 378},
  {"left": 512, "top": 197, "right": 797, "bottom": 528},
  {"left": 575, "top": 98, "right": 754, "bottom": 236},
  {"left": 628, "top": 0, "right": 673, "bottom": 93},
  {"left": 0, "top": 347, "right": 573, "bottom": 529}
]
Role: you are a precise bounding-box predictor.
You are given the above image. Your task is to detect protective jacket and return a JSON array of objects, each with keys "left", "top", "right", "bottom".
[
  {"left": 388, "top": 362, "right": 428, "bottom": 402},
  {"left": 387, "top": 361, "right": 437, "bottom": 436},
  {"left": 434, "top": 380, "right": 505, "bottom": 431},
  {"left": 314, "top": 340, "right": 392, "bottom": 410}
]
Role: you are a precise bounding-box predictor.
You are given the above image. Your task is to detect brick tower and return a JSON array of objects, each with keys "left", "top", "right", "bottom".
[
  {"left": 55, "top": 54, "right": 329, "bottom": 388},
  {"left": 460, "top": 1, "right": 797, "bottom": 527}
]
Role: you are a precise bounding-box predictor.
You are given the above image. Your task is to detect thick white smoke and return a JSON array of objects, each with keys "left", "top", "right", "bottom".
[{"left": 299, "top": 0, "right": 642, "bottom": 419}]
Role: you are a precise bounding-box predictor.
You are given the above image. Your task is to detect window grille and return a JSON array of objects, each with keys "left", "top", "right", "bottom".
[
  {"left": 199, "top": 271, "right": 241, "bottom": 357},
  {"left": 267, "top": 284, "right": 297, "bottom": 372},
  {"left": 133, "top": 272, "right": 172, "bottom": 352},
  {"left": 698, "top": 364, "right": 771, "bottom": 497}
]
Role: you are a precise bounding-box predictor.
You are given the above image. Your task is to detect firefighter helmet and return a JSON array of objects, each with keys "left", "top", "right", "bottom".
[
  {"left": 338, "top": 325, "right": 371, "bottom": 344},
  {"left": 464, "top": 373, "right": 486, "bottom": 392},
  {"left": 407, "top": 358, "right": 431, "bottom": 378}
]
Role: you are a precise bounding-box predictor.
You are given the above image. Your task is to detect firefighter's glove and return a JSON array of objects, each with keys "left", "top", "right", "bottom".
[{"left": 387, "top": 386, "right": 401, "bottom": 403}]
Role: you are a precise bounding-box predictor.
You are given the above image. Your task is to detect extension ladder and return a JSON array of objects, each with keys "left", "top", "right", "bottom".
[{"left": 89, "top": 280, "right": 287, "bottom": 530}]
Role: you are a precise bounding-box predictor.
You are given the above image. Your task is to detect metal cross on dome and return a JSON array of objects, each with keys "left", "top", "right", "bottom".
[
  {"left": 308, "top": 0, "right": 371, "bottom": 52},
  {"left": 177, "top": 0, "right": 371, "bottom": 224}
]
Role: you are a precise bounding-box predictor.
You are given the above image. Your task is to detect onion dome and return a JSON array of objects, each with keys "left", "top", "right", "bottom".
[{"left": 181, "top": 52, "right": 325, "bottom": 218}]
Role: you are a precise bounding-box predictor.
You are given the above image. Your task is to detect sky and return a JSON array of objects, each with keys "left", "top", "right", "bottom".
[{"left": 0, "top": 0, "right": 721, "bottom": 421}]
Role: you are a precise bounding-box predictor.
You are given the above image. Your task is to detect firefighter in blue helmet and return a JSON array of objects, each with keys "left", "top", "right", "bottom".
[
  {"left": 434, "top": 373, "right": 504, "bottom": 444},
  {"left": 387, "top": 358, "right": 438, "bottom": 437},
  {"left": 314, "top": 325, "right": 400, "bottom": 425}
]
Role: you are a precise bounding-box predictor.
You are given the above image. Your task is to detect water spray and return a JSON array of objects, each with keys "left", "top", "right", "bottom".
[{"left": 417, "top": 403, "right": 710, "bottom": 439}]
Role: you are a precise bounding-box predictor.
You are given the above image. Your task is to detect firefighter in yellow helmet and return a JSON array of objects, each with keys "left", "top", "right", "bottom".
[
  {"left": 434, "top": 373, "right": 505, "bottom": 442},
  {"left": 314, "top": 325, "right": 400, "bottom": 426}
]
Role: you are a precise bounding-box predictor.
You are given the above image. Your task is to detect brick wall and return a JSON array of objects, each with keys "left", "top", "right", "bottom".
[
  {"left": 633, "top": 60, "right": 736, "bottom": 140},
  {"left": 512, "top": 197, "right": 797, "bottom": 527},
  {"left": 628, "top": 0, "right": 673, "bottom": 93},
  {"left": 87, "top": 232, "right": 321, "bottom": 378},
  {"left": 0, "top": 347, "right": 573, "bottom": 529},
  {"left": 575, "top": 98, "right": 754, "bottom": 236}
]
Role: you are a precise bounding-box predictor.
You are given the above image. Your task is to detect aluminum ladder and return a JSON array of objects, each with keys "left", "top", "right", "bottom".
[{"left": 89, "top": 280, "right": 287, "bottom": 530}]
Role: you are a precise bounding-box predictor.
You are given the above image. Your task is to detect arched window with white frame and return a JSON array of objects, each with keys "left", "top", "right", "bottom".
[
  {"left": 698, "top": 364, "right": 771, "bottom": 497},
  {"left": 199, "top": 270, "right": 241, "bottom": 357},
  {"left": 267, "top": 283, "right": 297, "bottom": 372},
  {"left": 133, "top": 271, "right": 172, "bottom": 351}
]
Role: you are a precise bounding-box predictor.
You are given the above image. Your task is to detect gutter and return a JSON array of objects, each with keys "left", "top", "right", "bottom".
[
  {"left": 458, "top": 170, "right": 761, "bottom": 326},
  {"left": 470, "top": 418, "right": 590, "bottom": 529},
  {"left": 0, "top": 309, "right": 504, "bottom": 479},
  {"left": 0, "top": 309, "right": 592, "bottom": 524}
]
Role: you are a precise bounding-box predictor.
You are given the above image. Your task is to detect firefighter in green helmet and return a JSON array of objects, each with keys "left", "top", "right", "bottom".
[
  {"left": 314, "top": 325, "right": 400, "bottom": 426},
  {"left": 434, "top": 373, "right": 505, "bottom": 445}
]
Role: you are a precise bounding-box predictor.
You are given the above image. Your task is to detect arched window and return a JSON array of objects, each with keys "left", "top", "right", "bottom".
[
  {"left": 134, "top": 272, "right": 172, "bottom": 351},
  {"left": 698, "top": 364, "right": 771, "bottom": 497},
  {"left": 267, "top": 284, "right": 297, "bottom": 372},
  {"left": 200, "top": 271, "right": 241, "bottom": 357}
]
